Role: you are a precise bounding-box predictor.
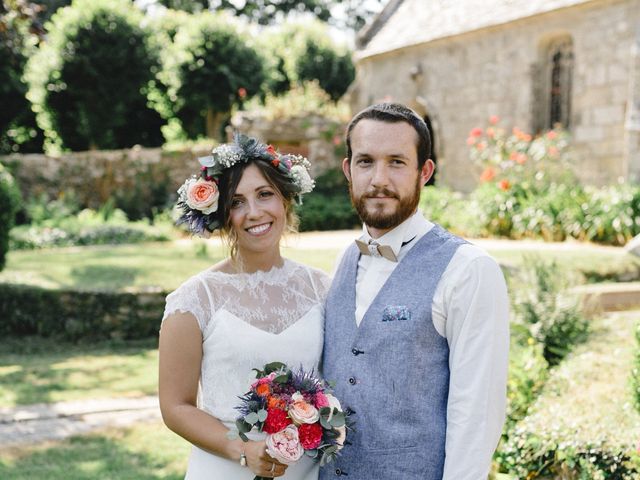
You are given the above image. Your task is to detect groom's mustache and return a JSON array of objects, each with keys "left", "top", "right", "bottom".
[{"left": 363, "top": 187, "right": 399, "bottom": 200}]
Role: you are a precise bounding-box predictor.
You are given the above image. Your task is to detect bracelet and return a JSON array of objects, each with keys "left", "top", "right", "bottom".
[{"left": 239, "top": 451, "right": 247, "bottom": 467}]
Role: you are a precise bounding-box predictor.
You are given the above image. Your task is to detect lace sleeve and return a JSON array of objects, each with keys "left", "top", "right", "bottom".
[
  {"left": 305, "top": 267, "right": 332, "bottom": 303},
  {"left": 162, "top": 275, "right": 213, "bottom": 332}
]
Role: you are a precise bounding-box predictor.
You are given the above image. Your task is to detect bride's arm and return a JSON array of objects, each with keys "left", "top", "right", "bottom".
[{"left": 158, "top": 312, "right": 287, "bottom": 477}]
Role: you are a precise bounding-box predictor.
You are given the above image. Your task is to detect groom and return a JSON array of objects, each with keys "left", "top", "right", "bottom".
[{"left": 322, "top": 103, "right": 509, "bottom": 479}]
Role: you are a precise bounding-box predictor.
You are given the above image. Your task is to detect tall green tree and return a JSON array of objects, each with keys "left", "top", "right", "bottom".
[
  {"left": 0, "top": 0, "right": 45, "bottom": 153},
  {"left": 26, "top": 0, "right": 164, "bottom": 151},
  {"left": 159, "top": 12, "right": 265, "bottom": 139}
]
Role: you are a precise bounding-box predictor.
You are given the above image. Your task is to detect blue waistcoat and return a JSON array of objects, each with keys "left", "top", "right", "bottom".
[{"left": 320, "top": 224, "right": 466, "bottom": 480}]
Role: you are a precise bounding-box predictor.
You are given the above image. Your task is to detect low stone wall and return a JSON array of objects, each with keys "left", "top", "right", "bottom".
[
  {"left": 0, "top": 283, "right": 168, "bottom": 341},
  {"left": 0, "top": 147, "right": 211, "bottom": 218}
]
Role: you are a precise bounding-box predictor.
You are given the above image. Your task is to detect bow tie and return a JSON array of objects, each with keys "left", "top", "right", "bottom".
[{"left": 355, "top": 239, "right": 398, "bottom": 262}]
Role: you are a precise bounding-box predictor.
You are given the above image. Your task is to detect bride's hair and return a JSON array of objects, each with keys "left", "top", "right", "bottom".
[{"left": 219, "top": 159, "right": 299, "bottom": 262}]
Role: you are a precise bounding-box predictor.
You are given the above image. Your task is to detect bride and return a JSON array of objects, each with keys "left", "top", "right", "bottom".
[{"left": 159, "top": 135, "right": 329, "bottom": 479}]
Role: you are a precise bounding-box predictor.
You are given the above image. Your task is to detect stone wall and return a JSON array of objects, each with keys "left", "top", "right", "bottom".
[{"left": 352, "top": 0, "right": 640, "bottom": 191}]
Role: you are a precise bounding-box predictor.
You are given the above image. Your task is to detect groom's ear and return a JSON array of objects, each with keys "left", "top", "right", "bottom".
[{"left": 342, "top": 157, "right": 351, "bottom": 182}]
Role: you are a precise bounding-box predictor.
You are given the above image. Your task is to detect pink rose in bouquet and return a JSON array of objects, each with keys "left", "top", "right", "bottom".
[{"left": 265, "top": 424, "right": 304, "bottom": 464}]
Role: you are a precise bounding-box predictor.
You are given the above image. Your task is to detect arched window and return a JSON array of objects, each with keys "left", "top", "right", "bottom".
[{"left": 543, "top": 37, "right": 574, "bottom": 129}]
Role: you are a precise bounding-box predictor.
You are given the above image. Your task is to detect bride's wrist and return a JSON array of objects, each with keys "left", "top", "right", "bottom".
[{"left": 225, "top": 437, "right": 245, "bottom": 462}]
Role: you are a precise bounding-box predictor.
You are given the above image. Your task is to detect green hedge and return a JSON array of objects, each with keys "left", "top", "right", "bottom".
[
  {"left": 298, "top": 168, "right": 360, "bottom": 231},
  {"left": 497, "top": 312, "right": 640, "bottom": 478},
  {"left": 0, "top": 163, "right": 21, "bottom": 270},
  {"left": 633, "top": 323, "right": 640, "bottom": 413},
  {"left": 0, "top": 283, "right": 167, "bottom": 341}
]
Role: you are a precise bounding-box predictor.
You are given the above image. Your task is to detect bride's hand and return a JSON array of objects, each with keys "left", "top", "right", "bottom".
[{"left": 244, "top": 440, "right": 289, "bottom": 478}]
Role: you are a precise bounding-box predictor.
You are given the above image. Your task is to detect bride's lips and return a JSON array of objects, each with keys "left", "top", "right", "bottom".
[{"left": 245, "top": 222, "right": 273, "bottom": 236}]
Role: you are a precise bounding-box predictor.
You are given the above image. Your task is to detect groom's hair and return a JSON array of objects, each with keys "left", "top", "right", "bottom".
[{"left": 345, "top": 103, "right": 431, "bottom": 169}]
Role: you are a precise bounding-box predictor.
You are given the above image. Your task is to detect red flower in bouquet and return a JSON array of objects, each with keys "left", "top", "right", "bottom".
[
  {"left": 298, "top": 422, "right": 323, "bottom": 449},
  {"left": 263, "top": 407, "right": 292, "bottom": 434},
  {"left": 255, "top": 383, "right": 271, "bottom": 397}
]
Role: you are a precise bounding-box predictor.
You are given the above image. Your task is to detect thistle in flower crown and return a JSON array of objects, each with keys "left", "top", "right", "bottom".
[{"left": 176, "top": 133, "right": 315, "bottom": 236}]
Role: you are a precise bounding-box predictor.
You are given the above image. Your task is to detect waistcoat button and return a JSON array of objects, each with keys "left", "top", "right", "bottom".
[{"left": 348, "top": 377, "right": 356, "bottom": 385}]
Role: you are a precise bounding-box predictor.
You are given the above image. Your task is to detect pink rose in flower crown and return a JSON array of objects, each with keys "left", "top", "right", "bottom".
[
  {"left": 289, "top": 392, "right": 320, "bottom": 425},
  {"left": 265, "top": 424, "right": 304, "bottom": 464},
  {"left": 186, "top": 178, "right": 219, "bottom": 214}
]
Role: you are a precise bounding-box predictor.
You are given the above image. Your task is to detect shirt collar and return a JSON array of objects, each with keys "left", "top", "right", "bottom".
[{"left": 359, "top": 210, "right": 434, "bottom": 256}]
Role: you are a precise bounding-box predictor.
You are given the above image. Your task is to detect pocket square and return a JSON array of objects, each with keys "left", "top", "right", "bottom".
[{"left": 382, "top": 305, "right": 411, "bottom": 322}]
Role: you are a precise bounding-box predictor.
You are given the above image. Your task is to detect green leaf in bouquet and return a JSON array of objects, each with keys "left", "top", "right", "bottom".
[
  {"left": 304, "top": 448, "right": 319, "bottom": 458},
  {"left": 274, "top": 373, "right": 290, "bottom": 384},
  {"left": 257, "top": 409, "right": 268, "bottom": 422},
  {"left": 252, "top": 367, "right": 265, "bottom": 378},
  {"left": 320, "top": 446, "right": 339, "bottom": 466},
  {"left": 236, "top": 418, "right": 252, "bottom": 434},
  {"left": 319, "top": 407, "right": 332, "bottom": 417},
  {"left": 320, "top": 416, "right": 332, "bottom": 430},
  {"left": 239, "top": 431, "right": 249, "bottom": 442},
  {"left": 245, "top": 412, "right": 259, "bottom": 425},
  {"left": 264, "top": 361, "right": 287, "bottom": 374},
  {"left": 330, "top": 411, "right": 345, "bottom": 428}
]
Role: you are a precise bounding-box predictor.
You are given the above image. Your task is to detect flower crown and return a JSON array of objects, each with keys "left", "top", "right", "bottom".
[{"left": 176, "top": 133, "right": 315, "bottom": 236}]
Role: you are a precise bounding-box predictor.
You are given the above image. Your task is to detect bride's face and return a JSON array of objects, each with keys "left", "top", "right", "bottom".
[{"left": 228, "top": 163, "right": 287, "bottom": 256}]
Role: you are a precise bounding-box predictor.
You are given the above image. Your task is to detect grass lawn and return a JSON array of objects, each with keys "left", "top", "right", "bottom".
[
  {"left": 0, "top": 236, "right": 637, "bottom": 291},
  {"left": 0, "top": 338, "right": 158, "bottom": 408},
  {"left": 0, "top": 422, "right": 189, "bottom": 479}
]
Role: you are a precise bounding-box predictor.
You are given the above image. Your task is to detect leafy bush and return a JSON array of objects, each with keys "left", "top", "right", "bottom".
[
  {"left": 158, "top": 11, "right": 265, "bottom": 139},
  {"left": 498, "top": 312, "right": 640, "bottom": 479},
  {"left": 511, "top": 256, "right": 589, "bottom": 366},
  {"left": 0, "top": 163, "right": 22, "bottom": 270},
  {"left": 260, "top": 21, "right": 354, "bottom": 101},
  {"left": 297, "top": 168, "right": 360, "bottom": 231},
  {"left": 10, "top": 203, "right": 172, "bottom": 250},
  {"left": 26, "top": 0, "right": 164, "bottom": 151},
  {"left": 633, "top": 323, "right": 640, "bottom": 413},
  {"left": 419, "top": 186, "right": 480, "bottom": 236}
]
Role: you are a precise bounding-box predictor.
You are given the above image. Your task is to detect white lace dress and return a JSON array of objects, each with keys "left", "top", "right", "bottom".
[{"left": 162, "top": 259, "right": 330, "bottom": 480}]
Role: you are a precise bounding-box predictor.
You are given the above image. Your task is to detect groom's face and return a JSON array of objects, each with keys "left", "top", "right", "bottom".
[{"left": 343, "top": 119, "right": 433, "bottom": 238}]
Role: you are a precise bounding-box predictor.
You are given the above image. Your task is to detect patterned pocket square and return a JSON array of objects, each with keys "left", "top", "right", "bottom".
[{"left": 382, "top": 305, "right": 411, "bottom": 322}]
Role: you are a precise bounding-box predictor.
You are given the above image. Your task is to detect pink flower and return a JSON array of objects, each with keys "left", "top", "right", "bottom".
[
  {"left": 238, "top": 87, "right": 247, "bottom": 99},
  {"left": 498, "top": 179, "right": 511, "bottom": 191},
  {"left": 480, "top": 167, "right": 496, "bottom": 182},
  {"left": 266, "top": 425, "right": 304, "bottom": 465},
  {"left": 469, "top": 127, "right": 483, "bottom": 138},
  {"left": 289, "top": 392, "right": 320, "bottom": 425},
  {"left": 489, "top": 115, "right": 500, "bottom": 125},
  {"left": 546, "top": 130, "right": 557, "bottom": 140},
  {"left": 186, "top": 178, "right": 219, "bottom": 214},
  {"left": 314, "top": 391, "right": 329, "bottom": 408}
]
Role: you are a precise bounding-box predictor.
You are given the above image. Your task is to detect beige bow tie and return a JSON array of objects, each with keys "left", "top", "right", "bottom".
[{"left": 355, "top": 239, "right": 398, "bottom": 262}]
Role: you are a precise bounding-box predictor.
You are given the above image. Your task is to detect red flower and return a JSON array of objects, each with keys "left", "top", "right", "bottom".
[
  {"left": 469, "top": 127, "right": 483, "bottom": 138},
  {"left": 267, "top": 396, "right": 287, "bottom": 410},
  {"left": 271, "top": 158, "right": 280, "bottom": 167},
  {"left": 498, "top": 179, "right": 511, "bottom": 191},
  {"left": 256, "top": 383, "right": 271, "bottom": 397},
  {"left": 266, "top": 145, "right": 278, "bottom": 158},
  {"left": 238, "top": 87, "right": 247, "bottom": 99},
  {"left": 489, "top": 115, "right": 500, "bottom": 125},
  {"left": 298, "top": 422, "right": 323, "bottom": 450},
  {"left": 480, "top": 167, "right": 496, "bottom": 182},
  {"left": 263, "top": 408, "right": 292, "bottom": 434}
]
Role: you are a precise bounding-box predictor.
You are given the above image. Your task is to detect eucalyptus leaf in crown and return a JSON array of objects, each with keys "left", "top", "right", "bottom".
[{"left": 176, "top": 133, "right": 315, "bottom": 236}]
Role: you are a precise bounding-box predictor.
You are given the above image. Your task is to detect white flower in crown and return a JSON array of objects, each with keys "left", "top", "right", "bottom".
[{"left": 290, "top": 164, "right": 315, "bottom": 194}]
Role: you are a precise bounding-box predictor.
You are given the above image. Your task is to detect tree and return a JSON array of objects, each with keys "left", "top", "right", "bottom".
[
  {"left": 295, "top": 39, "right": 354, "bottom": 101},
  {"left": 157, "top": 0, "right": 333, "bottom": 25},
  {"left": 0, "top": 0, "right": 45, "bottom": 153},
  {"left": 26, "top": 0, "right": 164, "bottom": 151},
  {"left": 160, "top": 12, "right": 265, "bottom": 139}
]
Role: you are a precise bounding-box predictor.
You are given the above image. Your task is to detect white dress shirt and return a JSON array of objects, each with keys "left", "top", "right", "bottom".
[{"left": 340, "top": 210, "right": 509, "bottom": 480}]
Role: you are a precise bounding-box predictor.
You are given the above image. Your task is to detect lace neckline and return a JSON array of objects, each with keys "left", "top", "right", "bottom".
[{"left": 202, "top": 258, "right": 300, "bottom": 288}]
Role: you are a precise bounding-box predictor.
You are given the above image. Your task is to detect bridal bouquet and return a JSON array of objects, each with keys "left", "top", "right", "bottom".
[{"left": 229, "top": 362, "right": 350, "bottom": 479}]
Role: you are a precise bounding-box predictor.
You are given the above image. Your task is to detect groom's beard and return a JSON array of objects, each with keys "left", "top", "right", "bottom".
[{"left": 349, "top": 176, "right": 421, "bottom": 230}]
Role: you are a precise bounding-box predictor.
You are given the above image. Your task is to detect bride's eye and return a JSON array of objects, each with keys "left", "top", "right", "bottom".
[
  {"left": 259, "top": 190, "right": 274, "bottom": 198},
  {"left": 230, "top": 198, "right": 243, "bottom": 208}
]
